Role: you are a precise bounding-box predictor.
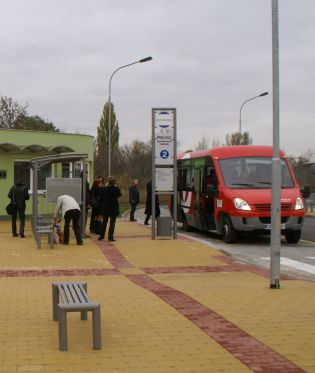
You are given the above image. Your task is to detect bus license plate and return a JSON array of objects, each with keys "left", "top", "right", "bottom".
[{"left": 264, "top": 224, "right": 285, "bottom": 230}]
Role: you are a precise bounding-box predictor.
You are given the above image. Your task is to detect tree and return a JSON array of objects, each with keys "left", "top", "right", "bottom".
[
  {"left": 95, "top": 102, "right": 120, "bottom": 178},
  {"left": 113, "top": 140, "right": 152, "bottom": 202},
  {"left": 211, "top": 138, "right": 221, "bottom": 148},
  {"left": 194, "top": 136, "right": 222, "bottom": 151},
  {"left": 0, "top": 95, "right": 59, "bottom": 131},
  {"left": 289, "top": 150, "right": 315, "bottom": 187},
  {"left": 16, "top": 115, "right": 60, "bottom": 132},
  {"left": 0, "top": 96, "right": 27, "bottom": 128},
  {"left": 195, "top": 135, "right": 210, "bottom": 150},
  {"left": 225, "top": 131, "right": 252, "bottom": 145}
]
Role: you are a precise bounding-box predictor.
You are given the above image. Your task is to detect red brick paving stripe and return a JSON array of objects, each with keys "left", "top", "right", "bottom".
[
  {"left": 142, "top": 265, "right": 244, "bottom": 274},
  {"left": 127, "top": 274, "right": 304, "bottom": 373},
  {"left": 0, "top": 268, "right": 120, "bottom": 277},
  {"left": 91, "top": 236, "right": 134, "bottom": 268}
]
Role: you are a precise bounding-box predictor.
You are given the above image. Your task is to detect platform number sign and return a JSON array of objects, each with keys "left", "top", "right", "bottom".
[
  {"left": 154, "top": 110, "right": 175, "bottom": 166},
  {"left": 160, "top": 150, "right": 169, "bottom": 159}
]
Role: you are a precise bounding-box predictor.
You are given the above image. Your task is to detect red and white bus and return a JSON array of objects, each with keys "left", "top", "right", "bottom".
[{"left": 177, "top": 145, "right": 307, "bottom": 244}]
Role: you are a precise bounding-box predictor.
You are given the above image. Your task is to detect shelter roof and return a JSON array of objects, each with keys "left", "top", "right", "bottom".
[{"left": 0, "top": 143, "right": 75, "bottom": 154}]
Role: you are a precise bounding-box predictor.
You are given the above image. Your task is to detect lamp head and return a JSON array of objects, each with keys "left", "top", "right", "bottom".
[{"left": 139, "top": 56, "right": 153, "bottom": 63}]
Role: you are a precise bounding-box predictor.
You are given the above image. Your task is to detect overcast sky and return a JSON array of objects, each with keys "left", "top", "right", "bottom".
[{"left": 1, "top": 0, "right": 314, "bottom": 157}]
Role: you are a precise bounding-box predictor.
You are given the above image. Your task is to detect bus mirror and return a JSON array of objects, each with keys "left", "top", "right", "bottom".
[
  {"left": 301, "top": 184, "right": 310, "bottom": 199},
  {"left": 206, "top": 185, "right": 218, "bottom": 198}
]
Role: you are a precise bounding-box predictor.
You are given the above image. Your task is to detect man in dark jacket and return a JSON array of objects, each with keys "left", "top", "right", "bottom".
[
  {"left": 8, "top": 181, "right": 30, "bottom": 238},
  {"left": 80, "top": 170, "right": 91, "bottom": 237},
  {"left": 128, "top": 179, "right": 139, "bottom": 222},
  {"left": 98, "top": 176, "right": 121, "bottom": 242},
  {"left": 144, "top": 180, "right": 160, "bottom": 225}
]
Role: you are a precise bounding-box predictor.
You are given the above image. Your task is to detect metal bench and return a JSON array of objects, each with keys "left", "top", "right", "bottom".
[
  {"left": 35, "top": 225, "right": 54, "bottom": 249},
  {"left": 52, "top": 281, "right": 102, "bottom": 351}
]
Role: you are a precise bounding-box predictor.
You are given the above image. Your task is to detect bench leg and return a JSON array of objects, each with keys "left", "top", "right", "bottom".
[
  {"left": 81, "top": 310, "right": 88, "bottom": 320},
  {"left": 92, "top": 305, "right": 102, "bottom": 350},
  {"left": 52, "top": 283, "right": 59, "bottom": 321},
  {"left": 49, "top": 232, "right": 54, "bottom": 249},
  {"left": 80, "top": 283, "right": 88, "bottom": 320},
  {"left": 58, "top": 307, "right": 68, "bottom": 351},
  {"left": 35, "top": 232, "right": 41, "bottom": 249}
]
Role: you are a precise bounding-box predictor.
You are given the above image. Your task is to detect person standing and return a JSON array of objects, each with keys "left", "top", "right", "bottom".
[
  {"left": 54, "top": 194, "right": 83, "bottom": 245},
  {"left": 89, "top": 177, "right": 103, "bottom": 234},
  {"left": 144, "top": 180, "right": 160, "bottom": 225},
  {"left": 128, "top": 179, "right": 139, "bottom": 222},
  {"left": 80, "top": 169, "right": 91, "bottom": 237},
  {"left": 98, "top": 176, "right": 121, "bottom": 242},
  {"left": 7, "top": 180, "right": 30, "bottom": 238}
]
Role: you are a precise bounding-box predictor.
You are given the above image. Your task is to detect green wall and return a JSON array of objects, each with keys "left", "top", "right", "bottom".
[{"left": 0, "top": 129, "right": 94, "bottom": 218}]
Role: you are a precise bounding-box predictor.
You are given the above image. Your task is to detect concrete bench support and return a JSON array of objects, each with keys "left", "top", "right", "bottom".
[
  {"left": 35, "top": 226, "right": 54, "bottom": 249},
  {"left": 52, "top": 281, "right": 102, "bottom": 351}
]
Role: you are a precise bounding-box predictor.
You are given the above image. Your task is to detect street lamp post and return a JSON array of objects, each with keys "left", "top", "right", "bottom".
[
  {"left": 107, "top": 56, "right": 153, "bottom": 177},
  {"left": 238, "top": 91, "right": 269, "bottom": 143}
]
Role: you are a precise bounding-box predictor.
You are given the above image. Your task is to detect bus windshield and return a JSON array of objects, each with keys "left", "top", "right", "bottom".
[{"left": 219, "top": 157, "right": 294, "bottom": 189}]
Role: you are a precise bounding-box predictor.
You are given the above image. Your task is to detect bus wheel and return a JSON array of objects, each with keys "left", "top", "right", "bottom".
[
  {"left": 182, "top": 217, "right": 191, "bottom": 232},
  {"left": 284, "top": 230, "right": 301, "bottom": 244},
  {"left": 221, "top": 215, "right": 237, "bottom": 244}
]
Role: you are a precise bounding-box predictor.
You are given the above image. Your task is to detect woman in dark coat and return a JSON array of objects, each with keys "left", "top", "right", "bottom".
[
  {"left": 98, "top": 176, "right": 121, "bottom": 242},
  {"left": 144, "top": 180, "right": 160, "bottom": 225},
  {"left": 89, "top": 177, "right": 103, "bottom": 234},
  {"left": 8, "top": 181, "right": 30, "bottom": 237}
]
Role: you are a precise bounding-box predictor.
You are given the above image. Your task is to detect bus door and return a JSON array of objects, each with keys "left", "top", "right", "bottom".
[
  {"left": 178, "top": 167, "right": 194, "bottom": 224},
  {"left": 192, "top": 167, "right": 202, "bottom": 229},
  {"left": 201, "top": 165, "right": 217, "bottom": 230}
]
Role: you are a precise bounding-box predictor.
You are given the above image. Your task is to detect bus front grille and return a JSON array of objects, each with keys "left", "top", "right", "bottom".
[{"left": 254, "top": 203, "right": 292, "bottom": 212}]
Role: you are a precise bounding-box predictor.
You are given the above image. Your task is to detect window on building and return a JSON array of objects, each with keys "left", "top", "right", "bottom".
[
  {"left": 62, "top": 163, "right": 71, "bottom": 178},
  {"left": 61, "top": 162, "right": 83, "bottom": 178},
  {"left": 38, "top": 163, "right": 52, "bottom": 190},
  {"left": 14, "top": 161, "right": 31, "bottom": 189}
]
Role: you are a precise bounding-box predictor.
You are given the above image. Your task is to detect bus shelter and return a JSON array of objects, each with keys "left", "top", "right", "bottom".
[{"left": 31, "top": 153, "right": 88, "bottom": 248}]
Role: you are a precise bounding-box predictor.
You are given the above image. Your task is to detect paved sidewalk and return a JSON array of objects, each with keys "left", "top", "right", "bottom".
[{"left": 0, "top": 218, "right": 315, "bottom": 372}]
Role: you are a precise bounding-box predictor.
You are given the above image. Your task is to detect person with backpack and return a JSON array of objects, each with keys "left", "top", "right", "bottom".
[{"left": 7, "top": 181, "right": 30, "bottom": 238}]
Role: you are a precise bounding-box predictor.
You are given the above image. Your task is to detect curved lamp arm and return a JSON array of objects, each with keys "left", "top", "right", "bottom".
[
  {"left": 107, "top": 57, "right": 153, "bottom": 176},
  {"left": 239, "top": 91, "right": 269, "bottom": 141}
]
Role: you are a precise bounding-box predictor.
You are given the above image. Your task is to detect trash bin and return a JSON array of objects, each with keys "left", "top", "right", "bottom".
[{"left": 156, "top": 216, "right": 172, "bottom": 237}]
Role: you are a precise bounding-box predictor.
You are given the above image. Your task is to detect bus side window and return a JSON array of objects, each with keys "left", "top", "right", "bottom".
[
  {"left": 193, "top": 168, "right": 201, "bottom": 193},
  {"left": 203, "top": 166, "right": 217, "bottom": 192},
  {"left": 180, "top": 168, "right": 191, "bottom": 190}
]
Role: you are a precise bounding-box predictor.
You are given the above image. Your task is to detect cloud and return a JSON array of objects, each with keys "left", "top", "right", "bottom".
[{"left": 0, "top": 0, "right": 314, "bottom": 157}]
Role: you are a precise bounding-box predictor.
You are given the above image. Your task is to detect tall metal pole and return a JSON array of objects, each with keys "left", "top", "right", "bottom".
[
  {"left": 107, "top": 57, "right": 153, "bottom": 177},
  {"left": 239, "top": 92, "right": 269, "bottom": 143},
  {"left": 270, "top": 0, "right": 281, "bottom": 289}
]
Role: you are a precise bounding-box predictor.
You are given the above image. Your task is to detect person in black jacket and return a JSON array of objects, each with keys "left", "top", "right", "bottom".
[
  {"left": 144, "top": 180, "right": 160, "bottom": 225},
  {"left": 80, "top": 170, "right": 91, "bottom": 237},
  {"left": 98, "top": 176, "right": 121, "bottom": 242},
  {"left": 89, "top": 176, "right": 103, "bottom": 234},
  {"left": 7, "top": 181, "right": 30, "bottom": 238},
  {"left": 128, "top": 179, "right": 139, "bottom": 222}
]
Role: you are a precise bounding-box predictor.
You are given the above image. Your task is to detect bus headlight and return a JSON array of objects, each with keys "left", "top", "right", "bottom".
[
  {"left": 234, "top": 198, "right": 251, "bottom": 211},
  {"left": 295, "top": 197, "right": 304, "bottom": 210}
]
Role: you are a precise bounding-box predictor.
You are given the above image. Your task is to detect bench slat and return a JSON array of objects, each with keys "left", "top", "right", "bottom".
[
  {"left": 57, "top": 282, "right": 89, "bottom": 305},
  {"left": 69, "top": 283, "right": 88, "bottom": 304}
]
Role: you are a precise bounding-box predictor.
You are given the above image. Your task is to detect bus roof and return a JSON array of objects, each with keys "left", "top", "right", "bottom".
[{"left": 178, "top": 145, "right": 286, "bottom": 160}]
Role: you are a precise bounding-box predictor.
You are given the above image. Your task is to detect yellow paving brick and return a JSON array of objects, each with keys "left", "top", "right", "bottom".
[
  {"left": 0, "top": 275, "right": 250, "bottom": 373},
  {"left": 0, "top": 232, "right": 113, "bottom": 270},
  {"left": 0, "top": 218, "right": 313, "bottom": 372},
  {"left": 118, "top": 268, "right": 145, "bottom": 275},
  {"left": 114, "top": 234, "right": 225, "bottom": 269},
  {"left": 154, "top": 271, "right": 315, "bottom": 372}
]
